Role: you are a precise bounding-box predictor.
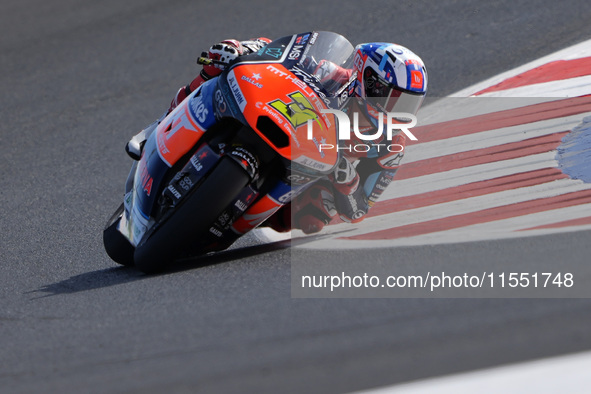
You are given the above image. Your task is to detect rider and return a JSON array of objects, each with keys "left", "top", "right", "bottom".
[{"left": 128, "top": 35, "right": 428, "bottom": 234}]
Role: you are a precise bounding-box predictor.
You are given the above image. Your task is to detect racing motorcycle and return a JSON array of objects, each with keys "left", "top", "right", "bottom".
[{"left": 103, "top": 31, "right": 356, "bottom": 273}]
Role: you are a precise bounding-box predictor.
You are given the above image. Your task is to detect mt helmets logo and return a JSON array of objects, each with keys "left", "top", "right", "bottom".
[{"left": 410, "top": 70, "right": 424, "bottom": 89}]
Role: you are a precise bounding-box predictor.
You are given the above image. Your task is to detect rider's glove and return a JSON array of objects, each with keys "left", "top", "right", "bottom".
[
  {"left": 168, "top": 38, "right": 268, "bottom": 114},
  {"left": 201, "top": 39, "right": 244, "bottom": 78},
  {"left": 293, "top": 184, "right": 337, "bottom": 234}
]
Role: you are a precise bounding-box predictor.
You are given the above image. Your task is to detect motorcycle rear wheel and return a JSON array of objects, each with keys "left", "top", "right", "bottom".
[{"left": 133, "top": 156, "right": 250, "bottom": 274}]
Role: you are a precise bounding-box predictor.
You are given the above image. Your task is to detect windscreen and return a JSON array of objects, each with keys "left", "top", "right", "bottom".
[
  {"left": 291, "top": 32, "right": 355, "bottom": 97},
  {"left": 237, "top": 31, "right": 355, "bottom": 101}
]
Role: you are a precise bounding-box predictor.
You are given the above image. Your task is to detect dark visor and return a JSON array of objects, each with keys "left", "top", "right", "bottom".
[{"left": 364, "top": 67, "right": 425, "bottom": 115}]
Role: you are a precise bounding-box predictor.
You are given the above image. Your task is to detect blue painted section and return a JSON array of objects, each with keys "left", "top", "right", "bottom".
[
  {"left": 267, "top": 179, "right": 293, "bottom": 204},
  {"left": 134, "top": 135, "right": 169, "bottom": 218},
  {"left": 557, "top": 116, "right": 591, "bottom": 183},
  {"left": 378, "top": 54, "right": 388, "bottom": 71},
  {"left": 215, "top": 75, "right": 247, "bottom": 123},
  {"left": 188, "top": 79, "right": 217, "bottom": 130},
  {"left": 363, "top": 172, "right": 380, "bottom": 196}
]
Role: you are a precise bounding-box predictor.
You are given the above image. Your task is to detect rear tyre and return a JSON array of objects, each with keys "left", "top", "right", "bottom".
[
  {"left": 133, "top": 157, "right": 250, "bottom": 274},
  {"left": 103, "top": 204, "right": 135, "bottom": 266}
]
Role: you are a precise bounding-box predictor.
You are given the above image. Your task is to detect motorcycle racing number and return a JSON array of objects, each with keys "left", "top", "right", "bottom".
[{"left": 268, "top": 92, "right": 318, "bottom": 129}]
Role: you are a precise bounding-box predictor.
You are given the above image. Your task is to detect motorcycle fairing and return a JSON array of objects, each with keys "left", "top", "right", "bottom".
[
  {"left": 118, "top": 32, "right": 355, "bottom": 248},
  {"left": 119, "top": 133, "right": 169, "bottom": 246},
  {"left": 119, "top": 80, "right": 218, "bottom": 246},
  {"left": 228, "top": 62, "right": 340, "bottom": 172},
  {"left": 231, "top": 182, "right": 289, "bottom": 234},
  {"left": 156, "top": 79, "right": 217, "bottom": 167}
]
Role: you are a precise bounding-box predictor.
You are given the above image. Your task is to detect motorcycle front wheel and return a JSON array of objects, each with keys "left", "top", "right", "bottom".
[
  {"left": 133, "top": 156, "right": 250, "bottom": 274},
  {"left": 103, "top": 203, "right": 135, "bottom": 267}
]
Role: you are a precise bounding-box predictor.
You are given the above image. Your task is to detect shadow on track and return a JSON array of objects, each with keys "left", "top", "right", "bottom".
[
  {"left": 27, "top": 227, "right": 348, "bottom": 299},
  {"left": 28, "top": 239, "right": 293, "bottom": 298}
]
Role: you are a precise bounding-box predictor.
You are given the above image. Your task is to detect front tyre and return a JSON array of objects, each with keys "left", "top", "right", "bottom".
[
  {"left": 103, "top": 204, "right": 135, "bottom": 266},
  {"left": 133, "top": 157, "right": 250, "bottom": 274}
]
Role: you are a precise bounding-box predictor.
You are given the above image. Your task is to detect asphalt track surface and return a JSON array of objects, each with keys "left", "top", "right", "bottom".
[{"left": 2, "top": 0, "right": 591, "bottom": 392}]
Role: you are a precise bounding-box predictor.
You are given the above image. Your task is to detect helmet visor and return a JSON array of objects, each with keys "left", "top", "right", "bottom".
[{"left": 364, "top": 67, "right": 425, "bottom": 116}]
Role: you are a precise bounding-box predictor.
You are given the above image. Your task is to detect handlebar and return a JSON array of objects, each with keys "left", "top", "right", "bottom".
[{"left": 197, "top": 56, "right": 229, "bottom": 67}]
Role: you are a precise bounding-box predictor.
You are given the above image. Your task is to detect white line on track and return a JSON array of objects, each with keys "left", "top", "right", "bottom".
[
  {"left": 404, "top": 113, "right": 590, "bottom": 163},
  {"left": 351, "top": 350, "right": 591, "bottom": 394},
  {"left": 451, "top": 38, "right": 591, "bottom": 97},
  {"left": 298, "top": 179, "right": 591, "bottom": 249},
  {"left": 381, "top": 151, "right": 558, "bottom": 200},
  {"left": 475, "top": 75, "right": 591, "bottom": 98}
]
